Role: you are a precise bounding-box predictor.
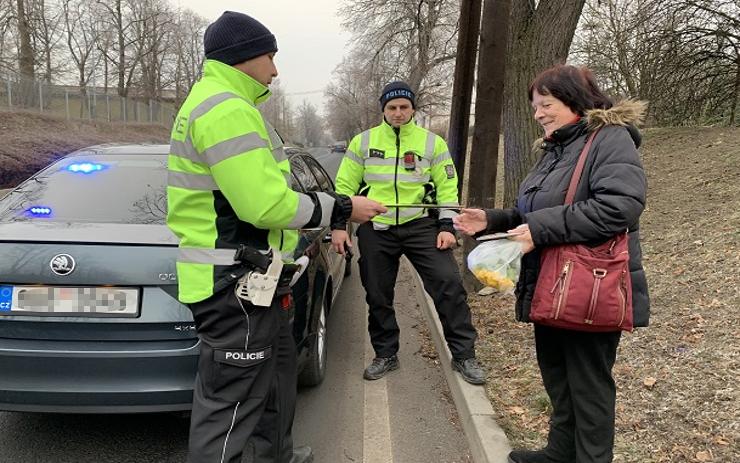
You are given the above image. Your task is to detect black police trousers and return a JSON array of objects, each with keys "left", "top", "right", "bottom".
[
  {"left": 187, "top": 285, "right": 296, "bottom": 463},
  {"left": 534, "top": 325, "right": 622, "bottom": 463},
  {"left": 356, "top": 216, "right": 477, "bottom": 359}
]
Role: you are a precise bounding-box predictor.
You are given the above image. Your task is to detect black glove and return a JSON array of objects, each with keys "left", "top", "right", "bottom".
[
  {"left": 328, "top": 192, "right": 353, "bottom": 230},
  {"left": 437, "top": 218, "right": 456, "bottom": 236}
]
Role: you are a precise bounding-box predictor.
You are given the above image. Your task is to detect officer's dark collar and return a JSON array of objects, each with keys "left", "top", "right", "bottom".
[{"left": 541, "top": 118, "right": 587, "bottom": 149}]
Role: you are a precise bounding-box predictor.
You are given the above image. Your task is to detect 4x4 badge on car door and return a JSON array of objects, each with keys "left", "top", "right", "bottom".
[{"left": 50, "top": 254, "right": 76, "bottom": 276}]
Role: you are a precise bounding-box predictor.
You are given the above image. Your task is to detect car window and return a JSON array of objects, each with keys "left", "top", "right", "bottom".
[
  {"left": 303, "top": 156, "right": 335, "bottom": 192},
  {"left": 289, "top": 154, "right": 320, "bottom": 193},
  {"left": 0, "top": 155, "right": 167, "bottom": 224}
]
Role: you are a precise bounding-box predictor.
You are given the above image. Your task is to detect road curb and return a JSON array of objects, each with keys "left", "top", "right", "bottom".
[{"left": 406, "top": 259, "right": 511, "bottom": 463}]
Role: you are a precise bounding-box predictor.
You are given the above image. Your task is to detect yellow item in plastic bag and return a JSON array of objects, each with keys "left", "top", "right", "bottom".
[{"left": 471, "top": 266, "right": 514, "bottom": 292}]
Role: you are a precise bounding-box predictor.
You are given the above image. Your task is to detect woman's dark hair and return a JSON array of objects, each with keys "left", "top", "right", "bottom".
[{"left": 528, "top": 65, "right": 613, "bottom": 115}]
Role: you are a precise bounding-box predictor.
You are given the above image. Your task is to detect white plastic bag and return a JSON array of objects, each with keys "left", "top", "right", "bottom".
[{"left": 467, "top": 240, "right": 523, "bottom": 293}]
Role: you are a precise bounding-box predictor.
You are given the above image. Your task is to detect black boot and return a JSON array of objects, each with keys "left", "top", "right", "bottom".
[
  {"left": 290, "top": 445, "right": 314, "bottom": 463},
  {"left": 363, "top": 355, "right": 399, "bottom": 380},
  {"left": 508, "top": 449, "right": 562, "bottom": 463},
  {"left": 451, "top": 357, "right": 486, "bottom": 385}
]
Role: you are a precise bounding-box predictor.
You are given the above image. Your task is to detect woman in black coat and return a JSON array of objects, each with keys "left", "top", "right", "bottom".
[{"left": 454, "top": 65, "right": 649, "bottom": 463}]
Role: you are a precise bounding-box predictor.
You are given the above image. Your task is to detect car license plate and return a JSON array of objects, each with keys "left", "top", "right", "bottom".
[{"left": 0, "top": 285, "right": 139, "bottom": 317}]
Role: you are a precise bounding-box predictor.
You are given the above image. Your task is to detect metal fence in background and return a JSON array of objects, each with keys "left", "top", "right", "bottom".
[{"left": 0, "top": 74, "right": 177, "bottom": 128}]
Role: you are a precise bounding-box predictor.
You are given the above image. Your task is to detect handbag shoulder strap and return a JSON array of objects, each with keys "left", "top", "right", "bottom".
[{"left": 564, "top": 128, "right": 602, "bottom": 205}]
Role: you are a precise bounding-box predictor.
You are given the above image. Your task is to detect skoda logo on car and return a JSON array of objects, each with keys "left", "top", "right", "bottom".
[{"left": 50, "top": 254, "right": 76, "bottom": 276}]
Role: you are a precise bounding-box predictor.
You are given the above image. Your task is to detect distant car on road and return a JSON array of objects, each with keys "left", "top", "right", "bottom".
[
  {"left": 330, "top": 143, "right": 347, "bottom": 154},
  {"left": 0, "top": 144, "right": 349, "bottom": 413}
]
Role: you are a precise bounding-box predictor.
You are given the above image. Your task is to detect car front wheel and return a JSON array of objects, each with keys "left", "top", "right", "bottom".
[{"left": 297, "top": 295, "right": 328, "bottom": 387}]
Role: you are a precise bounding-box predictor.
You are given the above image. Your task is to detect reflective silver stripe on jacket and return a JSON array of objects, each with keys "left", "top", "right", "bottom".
[
  {"left": 191, "top": 92, "right": 241, "bottom": 122},
  {"left": 359, "top": 130, "right": 371, "bottom": 158},
  {"left": 168, "top": 171, "right": 219, "bottom": 190},
  {"left": 424, "top": 132, "right": 436, "bottom": 159},
  {"left": 286, "top": 193, "right": 317, "bottom": 229},
  {"left": 431, "top": 151, "right": 453, "bottom": 166},
  {"left": 201, "top": 132, "right": 269, "bottom": 166},
  {"left": 378, "top": 207, "right": 424, "bottom": 220},
  {"left": 170, "top": 139, "right": 201, "bottom": 164},
  {"left": 343, "top": 149, "right": 364, "bottom": 165},
  {"left": 437, "top": 202, "right": 460, "bottom": 220},
  {"left": 178, "top": 248, "right": 239, "bottom": 265},
  {"left": 364, "top": 173, "right": 430, "bottom": 183},
  {"left": 365, "top": 157, "right": 396, "bottom": 167},
  {"left": 314, "top": 191, "right": 336, "bottom": 228},
  {"left": 170, "top": 92, "right": 250, "bottom": 165}
]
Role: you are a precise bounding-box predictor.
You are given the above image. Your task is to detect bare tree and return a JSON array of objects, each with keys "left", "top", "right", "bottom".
[
  {"left": 170, "top": 7, "right": 205, "bottom": 105},
  {"left": 30, "top": 0, "right": 64, "bottom": 83},
  {"left": 572, "top": 0, "right": 740, "bottom": 126},
  {"left": 0, "top": 0, "right": 17, "bottom": 73},
  {"left": 324, "top": 51, "right": 384, "bottom": 142},
  {"left": 339, "top": 0, "right": 458, "bottom": 112},
  {"left": 295, "top": 100, "right": 324, "bottom": 147},
  {"left": 260, "top": 79, "right": 295, "bottom": 142},
  {"left": 502, "top": 0, "right": 587, "bottom": 206},
  {"left": 62, "top": 0, "right": 97, "bottom": 116},
  {"left": 16, "top": 0, "right": 33, "bottom": 78}
]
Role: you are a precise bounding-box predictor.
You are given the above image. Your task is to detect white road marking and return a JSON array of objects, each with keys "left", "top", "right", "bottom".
[{"left": 363, "top": 335, "right": 393, "bottom": 463}]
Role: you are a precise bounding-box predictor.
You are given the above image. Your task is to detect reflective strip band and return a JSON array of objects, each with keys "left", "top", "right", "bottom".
[
  {"left": 431, "top": 151, "right": 453, "bottom": 166},
  {"left": 273, "top": 147, "right": 288, "bottom": 164},
  {"left": 178, "top": 248, "right": 238, "bottom": 266},
  {"left": 360, "top": 130, "right": 371, "bottom": 158},
  {"left": 380, "top": 207, "right": 424, "bottom": 220},
  {"left": 344, "top": 149, "right": 364, "bottom": 165},
  {"left": 439, "top": 209, "right": 458, "bottom": 220},
  {"left": 287, "top": 193, "right": 316, "bottom": 229},
  {"left": 314, "top": 192, "right": 336, "bottom": 227},
  {"left": 425, "top": 132, "right": 436, "bottom": 158},
  {"left": 365, "top": 157, "right": 397, "bottom": 167},
  {"left": 364, "top": 173, "right": 429, "bottom": 184},
  {"left": 168, "top": 170, "right": 218, "bottom": 190},
  {"left": 202, "top": 132, "right": 269, "bottom": 166},
  {"left": 191, "top": 92, "right": 241, "bottom": 123},
  {"left": 170, "top": 138, "right": 201, "bottom": 164}
]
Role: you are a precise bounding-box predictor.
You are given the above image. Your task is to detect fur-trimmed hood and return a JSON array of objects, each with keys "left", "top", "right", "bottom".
[
  {"left": 586, "top": 99, "right": 647, "bottom": 130},
  {"left": 532, "top": 99, "right": 648, "bottom": 151}
]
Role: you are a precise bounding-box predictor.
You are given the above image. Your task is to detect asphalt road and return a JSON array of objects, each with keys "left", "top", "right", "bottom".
[
  {"left": 0, "top": 261, "right": 470, "bottom": 463},
  {"left": 307, "top": 147, "right": 343, "bottom": 180}
]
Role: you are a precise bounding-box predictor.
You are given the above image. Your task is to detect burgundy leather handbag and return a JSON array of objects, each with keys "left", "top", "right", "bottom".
[{"left": 529, "top": 129, "right": 634, "bottom": 332}]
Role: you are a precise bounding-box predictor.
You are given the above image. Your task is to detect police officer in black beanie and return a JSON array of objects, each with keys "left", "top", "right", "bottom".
[{"left": 168, "top": 10, "right": 385, "bottom": 463}]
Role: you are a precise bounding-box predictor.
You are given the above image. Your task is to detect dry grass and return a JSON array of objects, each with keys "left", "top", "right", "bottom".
[
  {"left": 471, "top": 126, "right": 740, "bottom": 463},
  {"left": 0, "top": 109, "right": 169, "bottom": 188}
]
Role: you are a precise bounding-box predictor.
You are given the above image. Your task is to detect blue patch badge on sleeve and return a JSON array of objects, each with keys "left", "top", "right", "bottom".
[{"left": 445, "top": 165, "right": 455, "bottom": 179}]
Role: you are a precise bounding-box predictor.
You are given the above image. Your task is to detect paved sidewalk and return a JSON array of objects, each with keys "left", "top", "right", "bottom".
[{"left": 403, "top": 258, "right": 512, "bottom": 463}]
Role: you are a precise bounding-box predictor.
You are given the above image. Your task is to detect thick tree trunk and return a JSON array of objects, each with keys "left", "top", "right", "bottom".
[
  {"left": 16, "top": 0, "right": 34, "bottom": 79},
  {"left": 730, "top": 58, "right": 740, "bottom": 126},
  {"left": 447, "top": 0, "right": 482, "bottom": 191},
  {"left": 502, "top": 0, "right": 586, "bottom": 206}
]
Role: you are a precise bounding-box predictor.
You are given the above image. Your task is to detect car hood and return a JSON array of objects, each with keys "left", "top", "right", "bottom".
[{"left": 0, "top": 221, "right": 179, "bottom": 245}]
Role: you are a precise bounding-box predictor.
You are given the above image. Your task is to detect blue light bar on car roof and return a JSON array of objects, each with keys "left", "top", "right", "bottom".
[
  {"left": 66, "top": 162, "right": 106, "bottom": 174},
  {"left": 28, "top": 206, "right": 52, "bottom": 216}
]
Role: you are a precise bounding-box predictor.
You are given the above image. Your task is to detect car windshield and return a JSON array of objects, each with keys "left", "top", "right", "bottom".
[{"left": 0, "top": 154, "right": 168, "bottom": 225}]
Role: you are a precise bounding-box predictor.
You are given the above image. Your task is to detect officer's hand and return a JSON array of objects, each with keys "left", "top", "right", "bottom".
[
  {"left": 331, "top": 229, "right": 351, "bottom": 255},
  {"left": 437, "top": 231, "right": 457, "bottom": 250},
  {"left": 350, "top": 196, "right": 387, "bottom": 223},
  {"left": 453, "top": 208, "right": 488, "bottom": 235}
]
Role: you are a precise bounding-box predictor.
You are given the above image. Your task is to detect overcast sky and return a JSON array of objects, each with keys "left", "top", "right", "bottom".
[{"left": 175, "top": 0, "right": 351, "bottom": 113}]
